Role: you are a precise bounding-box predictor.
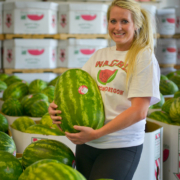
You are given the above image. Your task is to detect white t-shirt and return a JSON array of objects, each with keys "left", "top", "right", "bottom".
[{"left": 82, "top": 46, "right": 160, "bottom": 149}]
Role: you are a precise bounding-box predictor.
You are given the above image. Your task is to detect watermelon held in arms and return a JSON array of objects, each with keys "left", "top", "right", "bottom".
[
  {"left": 54, "top": 69, "right": 105, "bottom": 133},
  {"left": 97, "top": 69, "right": 118, "bottom": 85},
  {"left": 0, "top": 114, "right": 8, "bottom": 133},
  {"left": 0, "top": 151, "right": 23, "bottom": 180},
  {"left": 0, "top": 131, "right": 16, "bottom": 156},
  {"left": 22, "top": 139, "right": 75, "bottom": 169},
  {"left": 2, "top": 98, "right": 24, "bottom": 116},
  {"left": 19, "top": 160, "right": 86, "bottom": 180}
]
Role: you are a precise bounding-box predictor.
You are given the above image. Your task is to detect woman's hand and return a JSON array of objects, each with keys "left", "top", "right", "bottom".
[
  {"left": 65, "top": 126, "right": 98, "bottom": 145},
  {"left": 48, "top": 101, "right": 62, "bottom": 130}
]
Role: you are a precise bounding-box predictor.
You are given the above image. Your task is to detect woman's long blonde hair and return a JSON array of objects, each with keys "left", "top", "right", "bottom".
[{"left": 107, "top": 0, "right": 155, "bottom": 86}]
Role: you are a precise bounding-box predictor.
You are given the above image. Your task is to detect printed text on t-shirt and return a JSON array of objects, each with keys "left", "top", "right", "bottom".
[
  {"left": 95, "top": 60, "right": 128, "bottom": 73},
  {"left": 98, "top": 85, "right": 124, "bottom": 95}
]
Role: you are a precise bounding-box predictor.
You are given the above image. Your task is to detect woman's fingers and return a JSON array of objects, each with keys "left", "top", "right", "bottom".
[{"left": 51, "top": 115, "right": 61, "bottom": 121}]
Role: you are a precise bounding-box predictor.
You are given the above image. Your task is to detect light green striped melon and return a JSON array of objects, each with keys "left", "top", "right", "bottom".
[
  {"left": 54, "top": 69, "right": 105, "bottom": 133},
  {"left": 25, "top": 124, "right": 64, "bottom": 136},
  {"left": 30, "top": 100, "right": 49, "bottom": 117},
  {"left": 19, "top": 160, "right": 86, "bottom": 180},
  {"left": 22, "top": 139, "right": 75, "bottom": 169},
  {"left": 161, "top": 98, "right": 175, "bottom": 114},
  {"left": 169, "top": 97, "right": 180, "bottom": 122},
  {"left": 0, "top": 151, "right": 23, "bottom": 180},
  {"left": 11, "top": 116, "right": 36, "bottom": 132}
]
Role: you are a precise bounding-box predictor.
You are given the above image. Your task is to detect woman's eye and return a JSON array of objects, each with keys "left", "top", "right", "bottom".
[
  {"left": 122, "top": 20, "right": 128, "bottom": 23},
  {"left": 110, "top": 20, "right": 116, "bottom": 23}
]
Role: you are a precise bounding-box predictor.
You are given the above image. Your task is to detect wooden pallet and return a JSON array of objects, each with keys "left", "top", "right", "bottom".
[
  {"left": 0, "top": 34, "right": 4, "bottom": 40},
  {"left": 159, "top": 64, "right": 175, "bottom": 68},
  {"left": 5, "top": 34, "right": 110, "bottom": 40},
  {"left": 174, "top": 65, "right": 180, "bottom": 69},
  {"left": 3, "top": 68, "right": 71, "bottom": 74},
  {"left": 159, "top": 34, "right": 180, "bottom": 39},
  {"left": 5, "top": 34, "right": 61, "bottom": 39}
]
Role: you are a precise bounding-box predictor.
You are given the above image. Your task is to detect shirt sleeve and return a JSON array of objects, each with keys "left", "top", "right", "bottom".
[{"left": 127, "top": 50, "right": 161, "bottom": 106}]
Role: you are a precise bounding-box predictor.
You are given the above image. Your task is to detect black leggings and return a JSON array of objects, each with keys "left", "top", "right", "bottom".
[{"left": 75, "top": 144, "right": 143, "bottom": 180}]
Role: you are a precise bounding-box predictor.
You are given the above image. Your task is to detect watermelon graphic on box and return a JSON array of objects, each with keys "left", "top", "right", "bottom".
[
  {"left": 27, "top": 14, "right": 44, "bottom": 21},
  {"left": 81, "top": 14, "right": 97, "bottom": 21},
  {"left": 97, "top": 69, "right": 118, "bottom": 85},
  {"left": 80, "top": 49, "right": 95, "bottom": 55},
  {"left": 28, "top": 49, "right": 44, "bottom": 56}
]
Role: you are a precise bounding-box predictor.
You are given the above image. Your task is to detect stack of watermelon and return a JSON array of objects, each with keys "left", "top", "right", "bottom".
[{"left": 0, "top": 76, "right": 58, "bottom": 117}]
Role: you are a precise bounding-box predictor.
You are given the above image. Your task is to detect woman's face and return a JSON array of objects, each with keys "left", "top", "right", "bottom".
[{"left": 108, "top": 6, "right": 136, "bottom": 51}]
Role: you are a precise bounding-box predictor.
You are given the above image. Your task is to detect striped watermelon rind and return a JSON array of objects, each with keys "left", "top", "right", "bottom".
[
  {"left": 0, "top": 80, "right": 7, "bottom": 91},
  {"left": 48, "top": 76, "right": 59, "bottom": 86},
  {"left": 22, "top": 139, "right": 75, "bottom": 169},
  {"left": 11, "top": 116, "right": 36, "bottom": 132},
  {"left": 0, "top": 113, "right": 8, "bottom": 133},
  {"left": 0, "top": 131, "right": 16, "bottom": 156},
  {"left": 19, "top": 161, "right": 86, "bottom": 180},
  {"left": 151, "top": 93, "right": 165, "bottom": 109},
  {"left": 25, "top": 124, "right": 64, "bottom": 136},
  {"left": 41, "top": 85, "right": 55, "bottom": 103},
  {"left": 2, "top": 98, "right": 24, "bottom": 116},
  {"left": 169, "top": 97, "right": 180, "bottom": 122},
  {"left": 0, "top": 151, "right": 23, "bottom": 180},
  {"left": 30, "top": 100, "right": 50, "bottom": 117},
  {"left": 161, "top": 98, "right": 175, "bottom": 114},
  {"left": 174, "top": 91, "right": 180, "bottom": 98},
  {"left": 0, "top": 73, "right": 9, "bottom": 81},
  {"left": 148, "top": 111, "right": 172, "bottom": 124},
  {"left": 54, "top": 69, "right": 105, "bottom": 133},
  {"left": 160, "top": 79, "right": 179, "bottom": 95},
  {"left": 169, "top": 74, "right": 180, "bottom": 89}
]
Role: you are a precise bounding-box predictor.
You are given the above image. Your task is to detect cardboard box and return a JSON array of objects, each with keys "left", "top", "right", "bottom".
[
  {"left": 3, "top": 39, "right": 58, "bottom": 69},
  {"left": 58, "top": 3, "right": 108, "bottom": 34},
  {"left": 11, "top": 126, "right": 76, "bottom": 153},
  {"left": 147, "top": 108, "right": 161, "bottom": 116},
  {"left": 3, "top": 1, "right": 58, "bottom": 34},
  {"left": 14, "top": 73, "right": 58, "bottom": 84},
  {"left": 57, "top": 38, "right": 108, "bottom": 68},
  {"left": 133, "top": 120, "right": 163, "bottom": 180},
  {"left": 147, "top": 118, "right": 180, "bottom": 180}
]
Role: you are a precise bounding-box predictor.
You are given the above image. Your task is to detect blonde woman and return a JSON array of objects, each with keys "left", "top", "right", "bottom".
[{"left": 49, "top": 0, "right": 160, "bottom": 179}]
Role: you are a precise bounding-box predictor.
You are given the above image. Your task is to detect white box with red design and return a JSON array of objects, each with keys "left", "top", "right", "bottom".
[
  {"left": 58, "top": 3, "right": 108, "bottom": 34},
  {"left": 57, "top": 38, "right": 108, "bottom": 68},
  {"left": 133, "top": 120, "right": 163, "bottom": 180},
  {"left": 3, "top": 1, "right": 58, "bottom": 34},
  {"left": 3, "top": 39, "right": 58, "bottom": 69},
  {"left": 147, "top": 118, "right": 180, "bottom": 180}
]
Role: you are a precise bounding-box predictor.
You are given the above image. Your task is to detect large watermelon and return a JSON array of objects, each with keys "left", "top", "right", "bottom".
[
  {"left": 54, "top": 69, "right": 105, "bottom": 133},
  {"left": 48, "top": 76, "right": 59, "bottom": 86},
  {"left": 0, "top": 131, "right": 16, "bottom": 156},
  {"left": 30, "top": 100, "right": 49, "bottom": 117},
  {"left": 161, "top": 98, "right": 175, "bottom": 114},
  {"left": 97, "top": 69, "right": 118, "bottom": 85},
  {"left": 19, "top": 160, "right": 86, "bottom": 180},
  {"left": 4, "top": 75, "right": 22, "bottom": 86},
  {"left": 2, "top": 98, "right": 24, "bottom": 116},
  {"left": 29, "top": 79, "right": 47, "bottom": 94},
  {"left": 0, "top": 151, "right": 23, "bottom": 180},
  {"left": 11, "top": 116, "right": 36, "bottom": 132},
  {"left": 169, "top": 97, "right": 180, "bottom": 122},
  {"left": 0, "top": 73, "right": 9, "bottom": 81},
  {"left": 0, "top": 80, "right": 7, "bottom": 91},
  {"left": 169, "top": 74, "right": 180, "bottom": 89},
  {"left": 159, "top": 79, "right": 179, "bottom": 95},
  {"left": 148, "top": 111, "right": 172, "bottom": 124},
  {"left": 167, "top": 70, "right": 180, "bottom": 79},
  {"left": 22, "top": 139, "right": 75, "bottom": 169},
  {"left": 22, "top": 93, "right": 49, "bottom": 116},
  {"left": 3, "top": 81, "right": 29, "bottom": 101},
  {"left": 25, "top": 124, "right": 64, "bottom": 135},
  {"left": 0, "top": 114, "right": 8, "bottom": 133},
  {"left": 41, "top": 85, "right": 55, "bottom": 103}
]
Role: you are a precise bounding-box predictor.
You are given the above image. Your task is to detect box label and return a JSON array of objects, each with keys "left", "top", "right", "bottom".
[
  {"left": 155, "top": 132, "right": 161, "bottom": 180},
  {"left": 31, "top": 137, "right": 46, "bottom": 142}
]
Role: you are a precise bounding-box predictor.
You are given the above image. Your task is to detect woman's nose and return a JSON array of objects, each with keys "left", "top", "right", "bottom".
[{"left": 115, "top": 22, "right": 122, "bottom": 30}]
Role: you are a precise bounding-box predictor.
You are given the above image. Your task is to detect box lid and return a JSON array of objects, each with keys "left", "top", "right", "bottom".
[
  {"left": 59, "top": 3, "right": 108, "bottom": 12},
  {"left": 156, "top": 8, "right": 175, "bottom": 15},
  {"left": 4, "top": 39, "right": 58, "bottom": 47},
  {"left": 3, "top": 2, "right": 59, "bottom": 11},
  {"left": 58, "top": 38, "right": 108, "bottom": 46}
]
